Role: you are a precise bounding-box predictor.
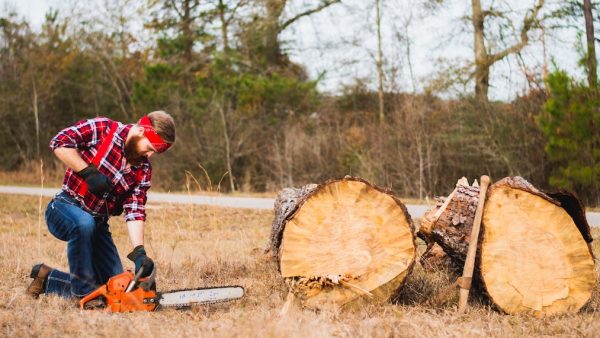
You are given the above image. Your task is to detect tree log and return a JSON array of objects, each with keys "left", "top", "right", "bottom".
[
  {"left": 481, "top": 177, "right": 595, "bottom": 315},
  {"left": 418, "top": 177, "right": 479, "bottom": 272},
  {"left": 419, "top": 176, "right": 595, "bottom": 315},
  {"left": 267, "top": 177, "right": 416, "bottom": 309}
]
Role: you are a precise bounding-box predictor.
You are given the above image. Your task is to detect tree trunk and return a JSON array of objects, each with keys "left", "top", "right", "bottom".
[
  {"left": 264, "top": 0, "right": 285, "bottom": 65},
  {"left": 32, "top": 79, "right": 40, "bottom": 159},
  {"left": 266, "top": 177, "right": 416, "bottom": 309},
  {"left": 218, "top": 100, "right": 235, "bottom": 192},
  {"left": 583, "top": 0, "right": 597, "bottom": 89},
  {"left": 182, "top": 0, "right": 194, "bottom": 63},
  {"left": 376, "top": 0, "right": 385, "bottom": 123},
  {"left": 471, "top": 0, "right": 489, "bottom": 101},
  {"left": 419, "top": 176, "right": 595, "bottom": 315},
  {"left": 218, "top": 0, "right": 230, "bottom": 51}
]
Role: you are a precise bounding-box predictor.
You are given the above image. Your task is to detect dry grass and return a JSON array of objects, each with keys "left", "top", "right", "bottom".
[
  {"left": 0, "top": 163, "right": 63, "bottom": 188},
  {"left": 0, "top": 193, "right": 599, "bottom": 337}
]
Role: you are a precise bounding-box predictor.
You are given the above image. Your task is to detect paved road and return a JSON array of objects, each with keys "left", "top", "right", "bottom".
[{"left": 1, "top": 185, "right": 598, "bottom": 227}]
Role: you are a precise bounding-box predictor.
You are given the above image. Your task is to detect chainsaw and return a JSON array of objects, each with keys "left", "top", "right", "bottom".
[{"left": 79, "top": 266, "right": 244, "bottom": 312}]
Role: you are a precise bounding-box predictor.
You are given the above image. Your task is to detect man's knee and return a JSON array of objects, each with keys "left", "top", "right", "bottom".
[{"left": 74, "top": 216, "right": 96, "bottom": 238}]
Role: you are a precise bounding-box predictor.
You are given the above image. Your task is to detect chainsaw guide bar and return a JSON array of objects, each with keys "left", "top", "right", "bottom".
[{"left": 150, "top": 286, "right": 245, "bottom": 308}]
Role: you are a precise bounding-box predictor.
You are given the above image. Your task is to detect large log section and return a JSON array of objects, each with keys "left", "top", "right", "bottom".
[
  {"left": 266, "top": 177, "right": 416, "bottom": 309},
  {"left": 419, "top": 176, "right": 595, "bottom": 315}
]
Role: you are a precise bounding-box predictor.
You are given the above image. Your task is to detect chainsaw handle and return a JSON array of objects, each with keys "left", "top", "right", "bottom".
[
  {"left": 80, "top": 284, "right": 108, "bottom": 310},
  {"left": 125, "top": 265, "right": 146, "bottom": 293}
]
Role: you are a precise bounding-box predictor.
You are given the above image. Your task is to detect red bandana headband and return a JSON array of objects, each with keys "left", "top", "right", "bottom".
[{"left": 138, "top": 115, "right": 172, "bottom": 153}]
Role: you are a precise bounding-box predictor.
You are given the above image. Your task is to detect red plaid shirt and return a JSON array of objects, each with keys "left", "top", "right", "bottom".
[{"left": 50, "top": 117, "right": 152, "bottom": 221}]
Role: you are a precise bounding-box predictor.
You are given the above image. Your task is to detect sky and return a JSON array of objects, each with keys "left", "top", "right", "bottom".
[{"left": 1, "top": 0, "right": 588, "bottom": 101}]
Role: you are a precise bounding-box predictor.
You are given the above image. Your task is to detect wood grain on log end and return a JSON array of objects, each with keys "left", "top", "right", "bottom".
[
  {"left": 480, "top": 178, "right": 595, "bottom": 315},
  {"left": 274, "top": 177, "right": 416, "bottom": 309}
]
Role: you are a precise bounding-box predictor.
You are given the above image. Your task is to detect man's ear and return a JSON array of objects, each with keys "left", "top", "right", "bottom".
[{"left": 135, "top": 126, "right": 145, "bottom": 137}]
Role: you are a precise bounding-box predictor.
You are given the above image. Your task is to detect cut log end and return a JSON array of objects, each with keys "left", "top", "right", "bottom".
[
  {"left": 275, "top": 178, "right": 416, "bottom": 309},
  {"left": 480, "top": 179, "right": 595, "bottom": 315}
]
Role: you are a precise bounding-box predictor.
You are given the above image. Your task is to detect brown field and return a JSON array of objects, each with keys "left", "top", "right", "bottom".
[{"left": 0, "top": 193, "right": 599, "bottom": 338}]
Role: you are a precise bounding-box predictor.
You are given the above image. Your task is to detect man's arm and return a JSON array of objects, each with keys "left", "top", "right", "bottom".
[
  {"left": 53, "top": 147, "right": 89, "bottom": 172},
  {"left": 53, "top": 147, "right": 113, "bottom": 196},
  {"left": 126, "top": 220, "right": 154, "bottom": 276},
  {"left": 126, "top": 220, "right": 145, "bottom": 247},
  {"left": 50, "top": 118, "right": 114, "bottom": 197}
]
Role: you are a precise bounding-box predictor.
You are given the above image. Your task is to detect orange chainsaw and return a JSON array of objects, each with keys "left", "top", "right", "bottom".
[{"left": 79, "top": 266, "right": 244, "bottom": 312}]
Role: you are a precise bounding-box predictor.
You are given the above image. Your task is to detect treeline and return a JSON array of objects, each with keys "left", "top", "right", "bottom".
[{"left": 0, "top": 1, "right": 598, "bottom": 205}]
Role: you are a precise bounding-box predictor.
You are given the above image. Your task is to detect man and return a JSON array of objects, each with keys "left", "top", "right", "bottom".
[{"left": 26, "top": 111, "right": 175, "bottom": 300}]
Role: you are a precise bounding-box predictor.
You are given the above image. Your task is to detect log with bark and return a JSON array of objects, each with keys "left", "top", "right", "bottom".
[
  {"left": 419, "top": 176, "right": 595, "bottom": 315},
  {"left": 418, "top": 177, "right": 479, "bottom": 272},
  {"left": 266, "top": 177, "right": 416, "bottom": 310}
]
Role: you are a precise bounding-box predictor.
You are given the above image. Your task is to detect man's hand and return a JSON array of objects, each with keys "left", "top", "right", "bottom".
[
  {"left": 77, "top": 164, "right": 113, "bottom": 196},
  {"left": 127, "top": 245, "right": 154, "bottom": 277}
]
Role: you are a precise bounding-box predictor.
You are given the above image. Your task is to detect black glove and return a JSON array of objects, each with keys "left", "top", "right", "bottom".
[
  {"left": 127, "top": 245, "right": 154, "bottom": 278},
  {"left": 77, "top": 164, "right": 113, "bottom": 197}
]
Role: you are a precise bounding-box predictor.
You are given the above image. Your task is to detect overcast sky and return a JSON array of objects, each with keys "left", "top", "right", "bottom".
[{"left": 2, "top": 0, "right": 588, "bottom": 101}]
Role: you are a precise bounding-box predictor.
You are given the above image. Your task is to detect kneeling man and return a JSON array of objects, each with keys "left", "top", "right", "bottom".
[{"left": 26, "top": 111, "right": 175, "bottom": 299}]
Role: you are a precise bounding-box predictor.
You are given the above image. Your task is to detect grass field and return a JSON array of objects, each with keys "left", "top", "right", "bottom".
[{"left": 1, "top": 193, "right": 599, "bottom": 337}]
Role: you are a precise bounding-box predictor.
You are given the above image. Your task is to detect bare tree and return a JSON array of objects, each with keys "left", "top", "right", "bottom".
[{"left": 471, "top": 0, "right": 545, "bottom": 101}]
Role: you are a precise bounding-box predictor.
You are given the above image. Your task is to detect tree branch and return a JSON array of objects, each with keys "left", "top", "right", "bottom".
[
  {"left": 278, "top": 0, "right": 341, "bottom": 33},
  {"left": 225, "top": 0, "right": 250, "bottom": 25},
  {"left": 170, "top": 0, "right": 184, "bottom": 20},
  {"left": 482, "top": 9, "right": 505, "bottom": 19},
  {"left": 488, "top": 0, "right": 545, "bottom": 65}
]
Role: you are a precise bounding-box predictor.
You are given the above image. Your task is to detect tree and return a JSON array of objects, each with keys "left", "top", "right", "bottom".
[
  {"left": 536, "top": 70, "right": 600, "bottom": 204},
  {"left": 239, "top": 0, "right": 341, "bottom": 73},
  {"left": 547, "top": 0, "right": 599, "bottom": 90},
  {"left": 146, "top": 0, "right": 209, "bottom": 64},
  {"left": 470, "top": 0, "right": 545, "bottom": 101},
  {"left": 213, "top": 0, "right": 249, "bottom": 51}
]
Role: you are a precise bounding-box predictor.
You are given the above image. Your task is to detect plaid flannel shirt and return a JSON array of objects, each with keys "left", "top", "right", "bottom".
[{"left": 50, "top": 117, "right": 152, "bottom": 221}]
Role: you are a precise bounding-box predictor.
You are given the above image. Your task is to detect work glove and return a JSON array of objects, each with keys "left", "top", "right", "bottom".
[
  {"left": 127, "top": 245, "right": 154, "bottom": 278},
  {"left": 77, "top": 164, "right": 113, "bottom": 197}
]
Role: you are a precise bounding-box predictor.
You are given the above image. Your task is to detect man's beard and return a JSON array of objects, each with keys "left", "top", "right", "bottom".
[{"left": 124, "top": 135, "right": 146, "bottom": 166}]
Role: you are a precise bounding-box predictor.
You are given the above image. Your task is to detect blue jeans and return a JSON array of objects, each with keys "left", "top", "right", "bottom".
[{"left": 44, "top": 192, "right": 123, "bottom": 298}]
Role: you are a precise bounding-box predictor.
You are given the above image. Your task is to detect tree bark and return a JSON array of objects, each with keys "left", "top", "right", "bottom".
[
  {"left": 376, "top": 0, "right": 385, "bottom": 123},
  {"left": 471, "top": 0, "right": 488, "bottom": 101},
  {"left": 583, "top": 0, "right": 597, "bottom": 89},
  {"left": 418, "top": 177, "right": 479, "bottom": 272},
  {"left": 267, "top": 177, "right": 416, "bottom": 309}
]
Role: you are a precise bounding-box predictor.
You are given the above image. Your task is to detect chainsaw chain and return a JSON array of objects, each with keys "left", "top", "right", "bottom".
[{"left": 156, "top": 285, "right": 245, "bottom": 309}]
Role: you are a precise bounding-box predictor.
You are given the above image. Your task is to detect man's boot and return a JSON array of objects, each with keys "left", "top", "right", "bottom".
[{"left": 26, "top": 263, "right": 52, "bottom": 298}]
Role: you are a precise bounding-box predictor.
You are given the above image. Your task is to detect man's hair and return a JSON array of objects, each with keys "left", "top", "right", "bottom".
[{"left": 147, "top": 111, "right": 176, "bottom": 143}]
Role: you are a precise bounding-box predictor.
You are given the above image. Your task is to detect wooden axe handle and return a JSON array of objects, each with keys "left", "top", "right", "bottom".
[{"left": 458, "top": 175, "right": 490, "bottom": 314}]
